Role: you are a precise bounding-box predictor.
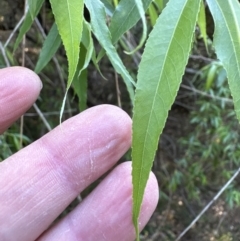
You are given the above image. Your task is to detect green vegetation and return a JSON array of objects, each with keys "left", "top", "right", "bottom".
[{"left": 1, "top": 0, "right": 240, "bottom": 240}]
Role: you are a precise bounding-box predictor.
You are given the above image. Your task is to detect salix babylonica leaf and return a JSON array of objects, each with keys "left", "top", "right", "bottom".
[
  {"left": 35, "top": 23, "right": 61, "bottom": 74},
  {"left": 131, "top": 0, "right": 201, "bottom": 239},
  {"left": 197, "top": 0, "right": 208, "bottom": 52},
  {"left": 85, "top": 0, "right": 135, "bottom": 102},
  {"left": 206, "top": 0, "right": 240, "bottom": 121},
  {"left": 49, "top": 0, "right": 84, "bottom": 89},
  {"left": 109, "top": 0, "right": 152, "bottom": 45},
  {"left": 49, "top": 0, "right": 84, "bottom": 121},
  {"left": 14, "top": 0, "right": 45, "bottom": 52}
]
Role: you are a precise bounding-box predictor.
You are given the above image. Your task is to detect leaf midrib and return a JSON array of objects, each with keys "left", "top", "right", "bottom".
[
  {"left": 135, "top": 0, "right": 189, "bottom": 211},
  {"left": 66, "top": 0, "right": 75, "bottom": 76}
]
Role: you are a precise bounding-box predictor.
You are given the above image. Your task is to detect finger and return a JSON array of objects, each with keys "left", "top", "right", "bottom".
[
  {"left": 0, "top": 67, "right": 42, "bottom": 134},
  {"left": 38, "top": 162, "right": 159, "bottom": 241},
  {"left": 0, "top": 105, "right": 132, "bottom": 241}
]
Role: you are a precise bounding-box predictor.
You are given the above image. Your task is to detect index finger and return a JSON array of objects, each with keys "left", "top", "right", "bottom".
[{"left": 0, "top": 104, "right": 132, "bottom": 241}]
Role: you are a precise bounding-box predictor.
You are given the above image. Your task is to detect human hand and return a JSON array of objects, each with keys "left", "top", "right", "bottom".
[{"left": 0, "top": 67, "right": 159, "bottom": 241}]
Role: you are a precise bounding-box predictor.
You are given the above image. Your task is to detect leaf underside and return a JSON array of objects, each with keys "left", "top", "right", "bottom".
[
  {"left": 85, "top": 0, "right": 135, "bottom": 102},
  {"left": 49, "top": 0, "right": 84, "bottom": 88},
  {"left": 14, "top": 0, "right": 45, "bottom": 52},
  {"left": 109, "top": 0, "right": 152, "bottom": 45},
  {"left": 131, "top": 0, "right": 201, "bottom": 239},
  {"left": 207, "top": 0, "right": 240, "bottom": 121}
]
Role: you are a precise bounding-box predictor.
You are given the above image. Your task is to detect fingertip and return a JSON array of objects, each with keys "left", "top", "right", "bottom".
[
  {"left": 0, "top": 66, "right": 42, "bottom": 91},
  {"left": 0, "top": 67, "right": 42, "bottom": 133}
]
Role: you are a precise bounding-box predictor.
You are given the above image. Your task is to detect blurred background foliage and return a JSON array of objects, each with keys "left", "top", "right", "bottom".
[{"left": 1, "top": 0, "right": 240, "bottom": 240}]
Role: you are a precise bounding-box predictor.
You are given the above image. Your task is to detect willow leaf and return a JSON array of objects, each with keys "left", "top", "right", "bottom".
[
  {"left": 72, "top": 47, "right": 88, "bottom": 112},
  {"left": 148, "top": 3, "right": 159, "bottom": 26},
  {"left": 206, "top": 0, "right": 240, "bottom": 120},
  {"left": 14, "top": 0, "right": 44, "bottom": 52},
  {"left": 28, "top": 0, "right": 41, "bottom": 19},
  {"left": 50, "top": 0, "right": 84, "bottom": 89},
  {"left": 85, "top": 0, "right": 135, "bottom": 102},
  {"left": 125, "top": 0, "right": 147, "bottom": 54},
  {"left": 109, "top": 0, "right": 152, "bottom": 45},
  {"left": 132, "top": 0, "right": 201, "bottom": 239},
  {"left": 197, "top": 0, "right": 208, "bottom": 51},
  {"left": 72, "top": 21, "right": 93, "bottom": 112},
  {"left": 100, "top": 0, "right": 115, "bottom": 16},
  {"left": 35, "top": 23, "right": 61, "bottom": 74}
]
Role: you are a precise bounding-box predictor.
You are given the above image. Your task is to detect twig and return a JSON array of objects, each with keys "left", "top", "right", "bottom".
[
  {"left": 19, "top": 0, "right": 28, "bottom": 149},
  {"left": 33, "top": 104, "right": 52, "bottom": 131},
  {"left": 3, "top": 15, "right": 26, "bottom": 48},
  {"left": 175, "top": 166, "right": 240, "bottom": 241},
  {"left": 190, "top": 55, "right": 214, "bottom": 63},
  {"left": 23, "top": 109, "right": 76, "bottom": 117},
  {"left": 180, "top": 84, "right": 233, "bottom": 103},
  {"left": 0, "top": 41, "right": 10, "bottom": 66},
  {"left": 115, "top": 71, "right": 122, "bottom": 108}
]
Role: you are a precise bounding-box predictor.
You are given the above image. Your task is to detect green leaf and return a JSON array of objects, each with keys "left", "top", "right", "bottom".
[
  {"left": 109, "top": 0, "right": 152, "bottom": 45},
  {"left": 205, "top": 63, "right": 218, "bottom": 90},
  {"left": 125, "top": 0, "right": 147, "bottom": 54},
  {"left": 34, "top": 23, "right": 61, "bottom": 74},
  {"left": 49, "top": 0, "right": 84, "bottom": 89},
  {"left": 100, "top": 0, "right": 115, "bottom": 16},
  {"left": 50, "top": 0, "right": 84, "bottom": 122},
  {"left": 85, "top": 0, "right": 135, "bottom": 102},
  {"left": 14, "top": 0, "right": 45, "bottom": 52},
  {"left": 154, "top": 0, "right": 169, "bottom": 10},
  {"left": 72, "top": 21, "right": 93, "bottom": 112},
  {"left": 148, "top": 3, "right": 159, "bottom": 26},
  {"left": 197, "top": 0, "right": 208, "bottom": 52},
  {"left": 206, "top": 0, "right": 240, "bottom": 121},
  {"left": 132, "top": 0, "right": 201, "bottom": 239},
  {"left": 97, "top": 0, "right": 151, "bottom": 63},
  {"left": 28, "top": 0, "right": 43, "bottom": 20},
  {"left": 72, "top": 66, "right": 88, "bottom": 112}
]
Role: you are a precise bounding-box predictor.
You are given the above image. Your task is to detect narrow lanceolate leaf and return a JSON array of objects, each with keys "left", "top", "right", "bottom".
[
  {"left": 14, "top": 0, "right": 44, "bottom": 52},
  {"left": 206, "top": 0, "right": 240, "bottom": 120},
  {"left": 85, "top": 0, "right": 135, "bottom": 102},
  {"left": 126, "top": 0, "right": 147, "bottom": 54},
  {"left": 109, "top": 0, "right": 152, "bottom": 44},
  {"left": 72, "top": 21, "right": 94, "bottom": 112},
  {"left": 49, "top": 0, "right": 84, "bottom": 89},
  {"left": 132, "top": 0, "right": 201, "bottom": 239},
  {"left": 100, "top": 0, "right": 115, "bottom": 16},
  {"left": 148, "top": 3, "right": 159, "bottom": 26},
  {"left": 35, "top": 23, "right": 61, "bottom": 74},
  {"left": 197, "top": 0, "right": 208, "bottom": 52},
  {"left": 28, "top": 0, "right": 38, "bottom": 19}
]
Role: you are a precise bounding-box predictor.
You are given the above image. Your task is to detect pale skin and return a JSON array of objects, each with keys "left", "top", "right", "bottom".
[{"left": 0, "top": 67, "right": 159, "bottom": 241}]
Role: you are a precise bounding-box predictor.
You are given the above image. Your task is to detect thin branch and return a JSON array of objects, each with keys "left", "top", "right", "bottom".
[
  {"left": 24, "top": 109, "right": 76, "bottom": 117},
  {"left": 190, "top": 55, "right": 215, "bottom": 63},
  {"left": 33, "top": 104, "right": 52, "bottom": 131},
  {"left": 175, "top": 166, "right": 240, "bottom": 241},
  {"left": 0, "top": 42, "right": 10, "bottom": 66},
  {"left": 115, "top": 71, "right": 122, "bottom": 108},
  {"left": 180, "top": 84, "right": 233, "bottom": 103},
  {"left": 19, "top": 0, "right": 28, "bottom": 149},
  {"left": 3, "top": 15, "right": 26, "bottom": 48}
]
